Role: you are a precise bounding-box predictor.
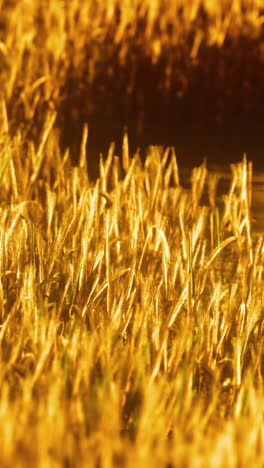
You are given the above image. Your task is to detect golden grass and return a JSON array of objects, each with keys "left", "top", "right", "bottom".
[
  {"left": 1, "top": 0, "right": 263, "bottom": 144},
  {"left": 0, "top": 121, "right": 264, "bottom": 466},
  {"left": 0, "top": 1, "right": 264, "bottom": 466}
]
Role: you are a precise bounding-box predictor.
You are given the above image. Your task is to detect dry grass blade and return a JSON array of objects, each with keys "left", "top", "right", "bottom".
[
  {"left": 29, "top": 110, "right": 57, "bottom": 186},
  {"left": 204, "top": 235, "right": 238, "bottom": 270}
]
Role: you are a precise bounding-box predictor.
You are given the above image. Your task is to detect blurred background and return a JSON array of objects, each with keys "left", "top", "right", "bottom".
[{"left": 1, "top": 0, "right": 264, "bottom": 178}]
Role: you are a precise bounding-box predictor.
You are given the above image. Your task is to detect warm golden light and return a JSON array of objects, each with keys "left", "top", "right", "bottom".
[{"left": 0, "top": 1, "right": 263, "bottom": 466}]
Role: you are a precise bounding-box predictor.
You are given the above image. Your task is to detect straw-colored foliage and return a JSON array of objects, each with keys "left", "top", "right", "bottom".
[
  {"left": 0, "top": 128, "right": 264, "bottom": 466},
  {"left": 0, "top": 0, "right": 264, "bottom": 467},
  {"left": 1, "top": 0, "right": 263, "bottom": 134}
]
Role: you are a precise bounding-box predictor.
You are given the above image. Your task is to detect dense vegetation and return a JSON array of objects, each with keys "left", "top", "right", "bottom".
[
  {"left": 0, "top": 1, "right": 264, "bottom": 466},
  {"left": 1, "top": 0, "right": 264, "bottom": 168}
]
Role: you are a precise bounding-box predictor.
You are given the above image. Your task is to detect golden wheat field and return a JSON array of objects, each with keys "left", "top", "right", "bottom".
[{"left": 0, "top": 0, "right": 264, "bottom": 467}]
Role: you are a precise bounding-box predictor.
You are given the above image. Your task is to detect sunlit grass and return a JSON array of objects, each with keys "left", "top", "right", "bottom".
[
  {"left": 1, "top": 0, "right": 263, "bottom": 142},
  {"left": 0, "top": 0, "right": 264, "bottom": 466},
  {"left": 0, "top": 119, "right": 264, "bottom": 465}
]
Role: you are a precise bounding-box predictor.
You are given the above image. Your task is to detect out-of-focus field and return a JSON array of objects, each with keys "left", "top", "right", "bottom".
[
  {"left": 0, "top": 0, "right": 264, "bottom": 168},
  {"left": 0, "top": 1, "right": 264, "bottom": 467}
]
